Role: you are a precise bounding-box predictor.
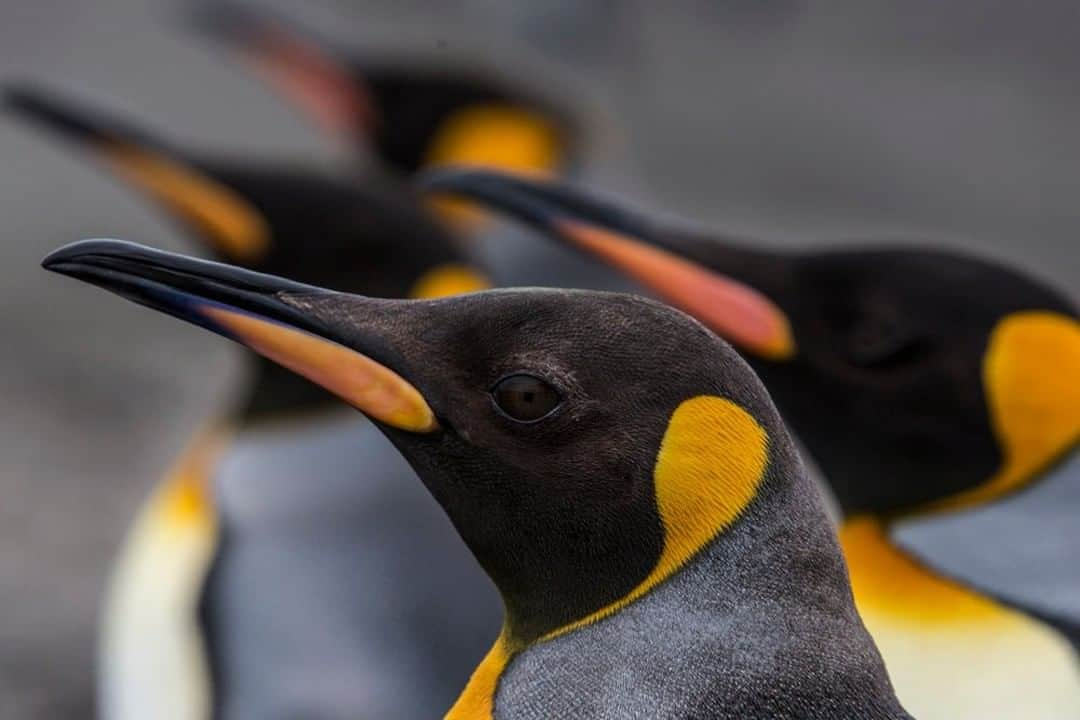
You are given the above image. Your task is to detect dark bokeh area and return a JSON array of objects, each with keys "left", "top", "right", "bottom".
[{"left": 1, "top": 1, "right": 1078, "bottom": 716}]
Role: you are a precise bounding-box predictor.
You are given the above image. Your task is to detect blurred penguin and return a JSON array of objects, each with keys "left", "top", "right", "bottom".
[
  {"left": 5, "top": 84, "right": 502, "bottom": 720},
  {"left": 423, "top": 168, "right": 1080, "bottom": 719},
  {"left": 189, "top": 0, "right": 636, "bottom": 291}
]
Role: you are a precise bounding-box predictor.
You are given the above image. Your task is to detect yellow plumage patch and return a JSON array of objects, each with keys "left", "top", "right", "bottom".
[
  {"left": 841, "top": 516, "right": 1080, "bottom": 719},
  {"left": 100, "top": 427, "right": 229, "bottom": 720},
  {"left": 842, "top": 516, "right": 1001, "bottom": 623},
  {"left": 423, "top": 105, "right": 564, "bottom": 231},
  {"left": 408, "top": 264, "right": 491, "bottom": 300},
  {"left": 447, "top": 396, "right": 769, "bottom": 718},
  {"left": 105, "top": 143, "right": 270, "bottom": 262},
  {"left": 928, "top": 311, "right": 1080, "bottom": 513},
  {"left": 544, "top": 395, "right": 769, "bottom": 639},
  {"left": 445, "top": 632, "right": 510, "bottom": 720}
]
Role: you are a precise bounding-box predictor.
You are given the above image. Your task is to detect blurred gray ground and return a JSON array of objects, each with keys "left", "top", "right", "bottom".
[{"left": 1, "top": 0, "right": 1079, "bottom": 716}]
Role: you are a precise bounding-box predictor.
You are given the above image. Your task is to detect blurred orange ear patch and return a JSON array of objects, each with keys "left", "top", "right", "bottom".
[
  {"left": 154, "top": 428, "right": 228, "bottom": 531},
  {"left": 557, "top": 220, "right": 795, "bottom": 360},
  {"left": 199, "top": 305, "right": 437, "bottom": 432},
  {"left": 105, "top": 143, "right": 270, "bottom": 261},
  {"left": 928, "top": 311, "right": 1080, "bottom": 513},
  {"left": 425, "top": 106, "right": 564, "bottom": 230},
  {"left": 408, "top": 263, "right": 491, "bottom": 299}
]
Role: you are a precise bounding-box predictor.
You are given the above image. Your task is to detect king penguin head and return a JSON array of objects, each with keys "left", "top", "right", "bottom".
[
  {"left": 189, "top": 0, "right": 578, "bottom": 187},
  {"left": 422, "top": 168, "right": 1080, "bottom": 520},
  {"left": 42, "top": 239, "right": 806, "bottom": 652},
  {"left": 3, "top": 84, "right": 489, "bottom": 304}
]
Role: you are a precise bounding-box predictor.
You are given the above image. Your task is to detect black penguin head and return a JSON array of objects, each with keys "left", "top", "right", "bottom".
[
  {"left": 190, "top": 0, "right": 577, "bottom": 182},
  {"left": 422, "top": 168, "right": 1080, "bottom": 519},
  {"left": 2, "top": 83, "right": 489, "bottom": 302},
  {"left": 44, "top": 239, "right": 795, "bottom": 649}
]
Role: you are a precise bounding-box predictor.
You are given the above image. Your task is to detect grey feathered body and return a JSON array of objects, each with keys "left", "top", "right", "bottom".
[{"left": 202, "top": 410, "right": 502, "bottom": 719}]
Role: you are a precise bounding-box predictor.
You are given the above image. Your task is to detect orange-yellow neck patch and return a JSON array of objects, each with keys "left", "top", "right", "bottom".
[
  {"left": 408, "top": 264, "right": 491, "bottom": 300},
  {"left": 445, "top": 631, "right": 510, "bottom": 720},
  {"left": 840, "top": 516, "right": 1002, "bottom": 623},
  {"left": 926, "top": 311, "right": 1080, "bottom": 514},
  {"left": 424, "top": 105, "right": 564, "bottom": 232},
  {"left": 105, "top": 143, "right": 270, "bottom": 262},
  {"left": 153, "top": 427, "right": 230, "bottom": 532}
]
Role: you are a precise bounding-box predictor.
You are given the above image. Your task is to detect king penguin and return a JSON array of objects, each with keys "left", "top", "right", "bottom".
[
  {"left": 187, "top": 0, "right": 634, "bottom": 292},
  {"left": 4, "top": 85, "right": 505, "bottom": 720},
  {"left": 43, "top": 237, "right": 913, "bottom": 719},
  {"left": 421, "top": 168, "right": 1080, "bottom": 719},
  {"left": 189, "top": 0, "right": 576, "bottom": 186}
]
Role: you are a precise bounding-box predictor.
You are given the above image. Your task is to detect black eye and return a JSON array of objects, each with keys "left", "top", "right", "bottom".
[
  {"left": 846, "top": 319, "right": 927, "bottom": 369},
  {"left": 492, "top": 374, "right": 562, "bottom": 423}
]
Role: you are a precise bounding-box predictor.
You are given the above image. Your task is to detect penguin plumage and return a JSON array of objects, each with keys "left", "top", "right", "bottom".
[
  {"left": 187, "top": 0, "right": 642, "bottom": 295},
  {"left": 420, "top": 168, "right": 1080, "bottom": 719},
  {"left": 189, "top": 0, "right": 577, "bottom": 179},
  {"left": 4, "top": 85, "right": 500, "bottom": 719},
  {"left": 43, "top": 238, "right": 913, "bottom": 719}
]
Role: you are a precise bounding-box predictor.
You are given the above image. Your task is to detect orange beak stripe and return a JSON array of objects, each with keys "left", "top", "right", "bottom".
[
  {"left": 243, "top": 29, "right": 375, "bottom": 138},
  {"left": 103, "top": 143, "right": 270, "bottom": 262},
  {"left": 557, "top": 220, "right": 795, "bottom": 360},
  {"left": 200, "top": 305, "right": 438, "bottom": 432}
]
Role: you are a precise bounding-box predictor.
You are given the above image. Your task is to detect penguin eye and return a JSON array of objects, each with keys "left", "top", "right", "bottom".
[
  {"left": 491, "top": 374, "right": 562, "bottom": 423},
  {"left": 846, "top": 319, "right": 926, "bottom": 369}
]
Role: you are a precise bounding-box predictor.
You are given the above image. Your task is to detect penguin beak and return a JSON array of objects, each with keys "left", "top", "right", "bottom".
[
  {"left": 421, "top": 168, "right": 796, "bottom": 360},
  {"left": 42, "top": 239, "right": 438, "bottom": 433},
  {"left": 3, "top": 84, "right": 270, "bottom": 261},
  {"left": 189, "top": 1, "right": 375, "bottom": 139}
]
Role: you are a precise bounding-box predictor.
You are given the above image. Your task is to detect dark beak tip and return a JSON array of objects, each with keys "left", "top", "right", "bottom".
[
  {"left": 41, "top": 239, "right": 131, "bottom": 273},
  {"left": 1, "top": 82, "right": 43, "bottom": 116}
]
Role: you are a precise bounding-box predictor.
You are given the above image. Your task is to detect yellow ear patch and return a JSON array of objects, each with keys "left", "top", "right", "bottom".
[
  {"left": 423, "top": 105, "right": 564, "bottom": 231},
  {"left": 929, "top": 311, "right": 1080, "bottom": 513},
  {"left": 543, "top": 395, "right": 769, "bottom": 641},
  {"left": 105, "top": 143, "right": 270, "bottom": 262},
  {"left": 447, "top": 396, "right": 769, "bottom": 718},
  {"left": 408, "top": 264, "right": 491, "bottom": 300},
  {"left": 199, "top": 306, "right": 437, "bottom": 433}
]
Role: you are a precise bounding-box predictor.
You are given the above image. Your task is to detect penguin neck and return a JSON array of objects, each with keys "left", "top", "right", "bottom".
[
  {"left": 230, "top": 355, "right": 345, "bottom": 426},
  {"left": 451, "top": 475, "right": 881, "bottom": 720}
]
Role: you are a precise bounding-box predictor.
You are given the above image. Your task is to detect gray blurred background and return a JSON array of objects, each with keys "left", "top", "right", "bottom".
[{"left": 2, "top": 1, "right": 1078, "bottom": 716}]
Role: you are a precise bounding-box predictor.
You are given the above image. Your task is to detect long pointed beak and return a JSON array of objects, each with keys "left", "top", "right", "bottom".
[
  {"left": 421, "top": 168, "right": 795, "bottom": 360},
  {"left": 4, "top": 84, "right": 270, "bottom": 261},
  {"left": 42, "top": 239, "right": 437, "bottom": 432},
  {"left": 189, "top": 0, "right": 374, "bottom": 138},
  {"left": 3, "top": 84, "right": 160, "bottom": 149}
]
